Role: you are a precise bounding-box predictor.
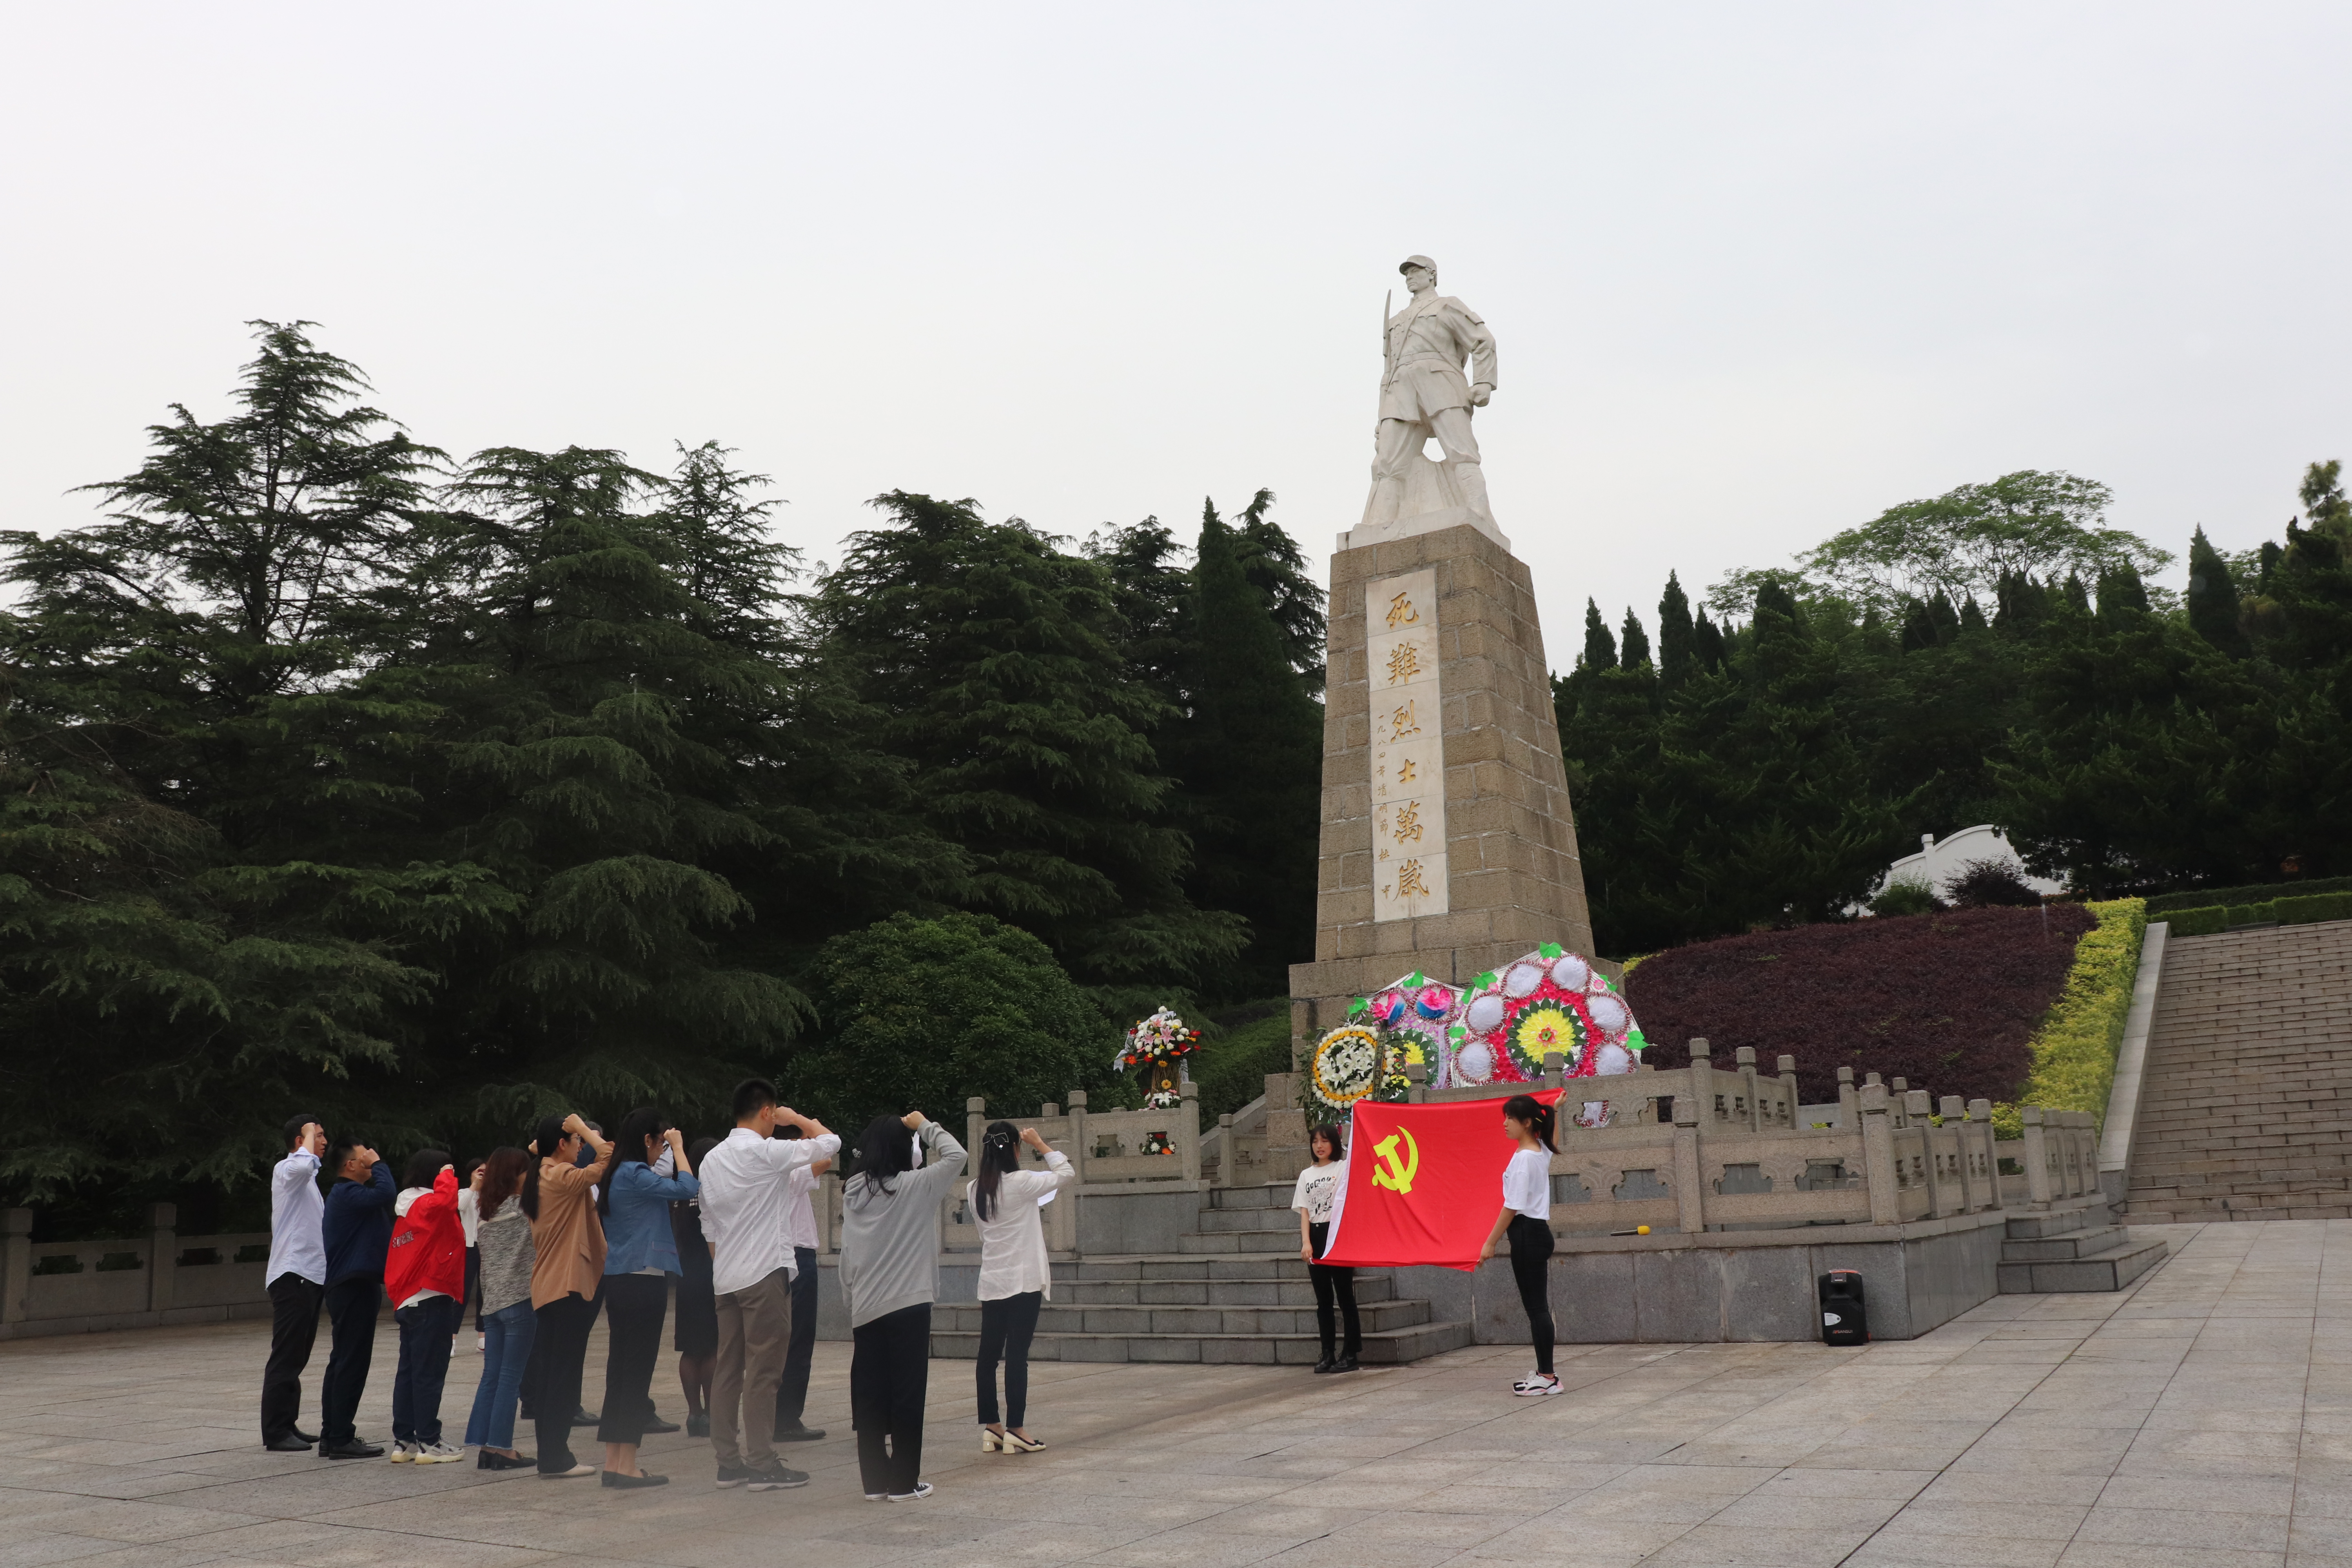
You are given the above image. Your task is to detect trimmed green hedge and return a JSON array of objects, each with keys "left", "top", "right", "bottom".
[
  {"left": 1994, "top": 897, "right": 2146, "bottom": 1138},
  {"left": 2147, "top": 875, "right": 2352, "bottom": 915},
  {"left": 2160, "top": 890, "right": 2352, "bottom": 938}
]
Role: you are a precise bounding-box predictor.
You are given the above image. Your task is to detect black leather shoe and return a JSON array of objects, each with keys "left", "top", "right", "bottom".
[
  {"left": 641, "top": 1416, "right": 680, "bottom": 1435},
  {"left": 1331, "top": 1355, "right": 1361, "bottom": 1373},
  {"left": 293, "top": 1427, "right": 318, "bottom": 1444},
  {"left": 319, "top": 1440, "right": 383, "bottom": 1460},
  {"left": 1311, "top": 1356, "right": 1335, "bottom": 1374},
  {"left": 602, "top": 1470, "right": 669, "bottom": 1488},
  {"left": 686, "top": 1413, "right": 709, "bottom": 1437},
  {"left": 775, "top": 1424, "right": 825, "bottom": 1442},
  {"left": 264, "top": 1434, "right": 312, "bottom": 1452},
  {"left": 477, "top": 1450, "right": 535, "bottom": 1470},
  {"left": 570, "top": 1406, "right": 600, "bottom": 1427}
]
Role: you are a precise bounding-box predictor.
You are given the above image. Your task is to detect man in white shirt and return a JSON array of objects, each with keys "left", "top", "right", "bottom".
[
  {"left": 261, "top": 1114, "right": 328, "bottom": 1451},
  {"left": 697, "top": 1078, "right": 837, "bottom": 1490},
  {"left": 771, "top": 1132, "right": 834, "bottom": 1442}
]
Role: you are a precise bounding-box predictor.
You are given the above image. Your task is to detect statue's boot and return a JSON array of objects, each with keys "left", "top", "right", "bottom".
[{"left": 1453, "top": 459, "right": 1495, "bottom": 526}]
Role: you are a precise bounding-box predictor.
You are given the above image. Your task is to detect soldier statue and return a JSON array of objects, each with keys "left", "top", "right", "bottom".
[{"left": 1363, "top": 254, "right": 1498, "bottom": 530}]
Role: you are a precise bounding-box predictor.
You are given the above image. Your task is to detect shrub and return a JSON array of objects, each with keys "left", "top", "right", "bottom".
[
  {"left": 2278, "top": 892, "right": 2352, "bottom": 926},
  {"left": 1868, "top": 877, "right": 1944, "bottom": 918},
  {"left": 786, "top": 911, "right": 1107, "bottom": 1133},
  {"left": 1623, "top": 903, "right": 2096, "bottom": 1106},
  {"left": 2147, "top": 875, "right": 2352, "bottom": 915},
  {"left": 2165, "top": 906, "right": 2227, "bottom": 937},
  {"left": 1187, "top": 1000, "right": 1295, "bottom": 1125},
  {"left": 1941, "top": 857, "right": 2042, "bottom": 908},
  {"left": 2001, "top": 899, "right": 2147, "bottom": 1135}
]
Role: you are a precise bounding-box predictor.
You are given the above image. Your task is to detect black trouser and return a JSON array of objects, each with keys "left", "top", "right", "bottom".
[
  {"left": 774, "top": 1246, "right": 819, "bottom": 1430},
  {"left": 391, "top": 1294, "right": 460, "bottom": 1445},
  {"left": 532, "top": 1292, "right": 598, "bottom": 1473},
  {"left": 261, "top": 1273, "right": 323, "bottom": 1443},
  {"left": 596, "top": 1274, "right": 669, "bottom": 1445},
  {"left": 520, "top": 1274, "right": 600, "bottom": 1418},
  {"left": 1307, "top": 1222, "right": 1361, "bottom": 1360},
  {"left": 465, "top": 1246, "right": 481, "bottom": 1330},
  {"left": 850, "top": 1303, "right": 930, "bottom": 1496},
  {"left": 319, "top": 1274, "right": 381, "bottom": 1446},
  {"left": 1508, "top": 1214, "right": 1555, "bottom": 1375},
  {"left": 975, "top": 1291, "right": 1042, "bottom": 1428}
]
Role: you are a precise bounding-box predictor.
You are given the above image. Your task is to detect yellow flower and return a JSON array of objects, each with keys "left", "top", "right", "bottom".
[{"left": 1512, "top": 1005, "right": 1581, "bottom": 1071}]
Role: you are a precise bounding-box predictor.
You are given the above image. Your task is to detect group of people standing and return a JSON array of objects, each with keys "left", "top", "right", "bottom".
[{"left": 258, "top": 1087, "right": 1079, "bottom": 1502}]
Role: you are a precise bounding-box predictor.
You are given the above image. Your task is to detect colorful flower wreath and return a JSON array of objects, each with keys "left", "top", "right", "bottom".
[
  {"left": 1112, "top": 1006, "right": 1200, "bottom": 1075},
  {"left": 1448, "top": 943, "right": 1644, "bottom": 1088},
  {"left": 1346, "top": 970, "right": 1459, "bottom": 1099},
  {"left": 1308, "top": 1024, "right": 1383, "bottom": 1113}
]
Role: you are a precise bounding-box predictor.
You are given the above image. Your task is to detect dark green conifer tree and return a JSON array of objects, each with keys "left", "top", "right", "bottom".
[
  {"left": 1657, "top": 572, "right": 1695, "bottom": 686},
  {"left": 1692, "top": 607, "right": 1726, "bottom": 671},
  {"left": 1581, "top": 598, "right": 1617, "bottom": 671},
  {"left": 2185, "top": 526, "right": 2250, "bottom": 655}
]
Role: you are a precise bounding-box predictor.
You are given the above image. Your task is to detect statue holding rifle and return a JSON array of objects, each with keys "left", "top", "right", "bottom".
[{"left": 1361, "top": 254, "right": 1499, "bottom": 532}]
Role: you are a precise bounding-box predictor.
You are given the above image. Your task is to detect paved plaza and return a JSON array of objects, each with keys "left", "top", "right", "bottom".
[{"left": 3, "top": 1220, "right": 2350, "bottom": 1568}]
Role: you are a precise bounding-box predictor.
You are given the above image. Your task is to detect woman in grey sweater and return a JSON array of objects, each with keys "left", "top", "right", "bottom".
[{"left": 839, "top": 1110, "right": 965, "bottom": 1502}]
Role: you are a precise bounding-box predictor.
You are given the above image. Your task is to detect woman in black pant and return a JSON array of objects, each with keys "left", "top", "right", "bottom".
[
  {"left": 839, "top": 1111, "right": 967, "bottom": 1501},
  {"left": 1478, "top": 1094, "right": 1560, "bottom": 1396},
  {"left": 1292, "top": 1123, "right": 1360, "bottom": 1374},
  {"left": 595, "top": 1107, "right": 698, "bottom": 1488},
  {"left": 970, "top": 1122, "right": 1074, "bottom": 1451},
  {"left": 672, "top": 1136, "right": 722, "bottom": 1437},
  {"left": 520, "top": 1112, "right": 613, "bottom": 1477}
]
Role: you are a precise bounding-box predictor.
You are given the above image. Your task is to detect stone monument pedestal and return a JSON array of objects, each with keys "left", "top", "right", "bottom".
[{"left": 1289, "top": 516, "right": 1595, "bottom": 1048}]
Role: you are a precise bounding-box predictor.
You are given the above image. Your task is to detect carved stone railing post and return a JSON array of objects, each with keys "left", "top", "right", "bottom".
[
  {"left": 1068, "top": 1089, "right": 1090, "bottom": 1186},
  {"left": 1940, "top": 1096, "right": 1975, "bottom": 1209},
  {"left": 1906, "top": 1091, "right": 1947, "bottom": 1216},
  {"left": 1860, "top": 1081, "right": 1899, "bottom": 1226},
  {"left": 1777, "top": 1055, "right": 1799, "bottom": 1128},
  {"left": 1689, "top": 1036, "right": 1716, "bottom": 1125},
  {"left": 1180, "top": 1081, "right": 1202, "bottom": 1185},
  {"left": 966, "top": 1097, "right": 987, "bottom": 1171},
  {"left": 1406, "top": 1061, "right": 1428, "bottom": 1105},
  {"left": 1543, "top": 1051, "right": 1565, "bottom": 1090},
  {"left": 2021, "top": 1107, "right": 2051, "bottom": 1208},
  {"left": 1837, "top": 1065, "right": 1858, "bottom": 1129},
  {"left": 1671, "top": 1093, "right": 1706, "bottom": 1235}
]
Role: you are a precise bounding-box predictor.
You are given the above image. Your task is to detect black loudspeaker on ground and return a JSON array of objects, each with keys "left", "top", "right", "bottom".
[{"left": 1818, "top": 1270, "right": 1869, "bottom": 1346}]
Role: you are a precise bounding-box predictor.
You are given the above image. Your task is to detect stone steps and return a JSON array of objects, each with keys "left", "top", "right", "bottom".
[
  {"left": 927, "top": 1183, "right": 1475, "bottom": 1365},
  {"left": 2124, "top": 920, "right": 2352, "bottom": 1222},
  {"left": 1996, "top": 1198, "right": 2168, "bottom": 1293}
]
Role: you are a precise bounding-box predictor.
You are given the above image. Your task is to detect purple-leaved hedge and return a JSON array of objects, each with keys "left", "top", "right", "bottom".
[{"left": 1622, "top": 904, "right": 2097, "bottom": 1108}]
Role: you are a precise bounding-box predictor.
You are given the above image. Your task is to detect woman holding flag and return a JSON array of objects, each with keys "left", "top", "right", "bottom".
[
  {"left": 1292, "top": 1124, "right": 1360, "bottom": 1375},
  {"left": 1477, "top": 1095, "right": 1561, "bottom": 1396}
]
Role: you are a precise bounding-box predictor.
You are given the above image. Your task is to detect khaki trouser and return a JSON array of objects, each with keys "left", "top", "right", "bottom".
[{"left": 711, "top": 1267, "right": 793, "bottom": 1470}]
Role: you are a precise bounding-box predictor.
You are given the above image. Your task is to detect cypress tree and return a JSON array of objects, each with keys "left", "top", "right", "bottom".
[
  {"left": 1959, "top": 594, "right": 1988, "bottom": 635},
  {"left": 1176, "top": 499, "right": 1325, "bottom": 996},
  {"left": 2186, "top": 526, "right": 2249, "bottom": 655},
  {"left": 1581, "top": 598, "right": 1617, "bottom": 671},
  {"left": 1657, "top": 572, "right": 1695, "bottom": 686},
  {"left": 1230, "top": 488, "right": 1328, "bottom": 695},
  {"left": 1619, "top": 608, "right": 1653, "bottom": 671},
  {"left": 1692, "top": 607, "right": 1726, "bottom": 672},
  {"left": 805, "top": 492, "right": 1245, "bottom": 1003},
  {"left": 2096, "top": 566, "right": 2151, "bottom": 619}
]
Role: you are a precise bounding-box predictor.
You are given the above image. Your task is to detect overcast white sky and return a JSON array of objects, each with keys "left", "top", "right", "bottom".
[{"left": 5, "top": 2, "right": 2349, "bottom": 655}]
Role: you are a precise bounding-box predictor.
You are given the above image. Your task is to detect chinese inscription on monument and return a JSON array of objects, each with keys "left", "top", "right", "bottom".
[{"left": 1367, "top": 568, "right": 1446, "bottom": 920}]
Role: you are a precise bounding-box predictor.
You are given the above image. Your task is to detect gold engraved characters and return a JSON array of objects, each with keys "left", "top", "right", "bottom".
[
  {"left": 1385, "top": 641, "right": 1423, "bottom": 686},
  {"left": 1388, "top": 699, "right": 1421, "bottom": 742},
  {"left": 1392, "top": 801, "right": 1424, "bottom": 845},
  {"left": 1386, "top": 590, "right": 1420, "bottom": 628},
  {"left": 1366, "top": 569, "right": 1446, "bottom": 919},
  {"left": 1394, "top": 859, "right": 1432, "bottom": 900}
]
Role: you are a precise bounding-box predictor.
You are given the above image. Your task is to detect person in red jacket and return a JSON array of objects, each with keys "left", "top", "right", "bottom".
[{"left": 386, "top": 1151, "right": 467, "bottom": 1462}]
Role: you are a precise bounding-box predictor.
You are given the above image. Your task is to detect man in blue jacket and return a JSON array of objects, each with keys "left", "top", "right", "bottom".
[{"left": 318, "top": 1133, "right": 393, "bottom": 1459}]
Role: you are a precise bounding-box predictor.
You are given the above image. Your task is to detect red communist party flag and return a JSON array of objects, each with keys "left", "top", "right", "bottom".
[{"left": 1319, "top": 1089, "right": 1565, "bottom": 1271}]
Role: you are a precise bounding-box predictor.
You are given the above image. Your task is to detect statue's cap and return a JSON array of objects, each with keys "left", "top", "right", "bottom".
[{"left": 1399, "top": 254, "right": 1436, "bottom": 274}]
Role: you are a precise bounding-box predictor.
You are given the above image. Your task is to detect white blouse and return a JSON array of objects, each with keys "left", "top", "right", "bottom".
[
  {"left": 1292, "top": 1161, "right": 1347, "bottom": 1224},
  {"left": 1501, "top": 1148, "right": 1552, "bottom": 1221},
  {"left": 972, "top": 1151, "right": 1075, "bottom": 1301}
]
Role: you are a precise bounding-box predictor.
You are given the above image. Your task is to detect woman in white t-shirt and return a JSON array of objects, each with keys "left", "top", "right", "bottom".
[
  {"left": 1477, "top": 1094, "right": 1561, "bottom": 1396},
  {"left": 970, "top": 1121, "right": 1074, "bottom": 1452},
  {"left": 1292, "top": 1123, "right": 1360, "bottom": 1374}
]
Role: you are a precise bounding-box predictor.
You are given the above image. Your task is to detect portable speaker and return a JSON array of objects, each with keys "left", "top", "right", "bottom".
[{"left": 1818, "top": 1270, "right": 1868, "bottom": 1346}]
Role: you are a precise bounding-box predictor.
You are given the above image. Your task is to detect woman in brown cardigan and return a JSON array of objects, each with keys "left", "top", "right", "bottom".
[{"left": 521, "top": 1112, "right": 613, "bottom": 1477}]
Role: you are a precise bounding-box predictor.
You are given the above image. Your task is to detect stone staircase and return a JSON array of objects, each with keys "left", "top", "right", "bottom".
[
  {"left": 2124, "top": 919, "right": 2352, "bottom": 1222},
  {"left": 929, "top": 1182, "right": 1475, "bottom": 1365},
  {"left": 1997, "top": 1196, "right": 2167, "bottom": 1293}
]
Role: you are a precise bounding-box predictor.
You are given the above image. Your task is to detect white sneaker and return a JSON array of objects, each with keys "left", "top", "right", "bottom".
[
  {"left": 412, "top": 1441, "right": 463, "bottom": 1463},
  {"left": 888, "top": 1480, "right": 935, "bottom": 1501},
  {"left": 388, "top": 1440, "right": 416, "bottom": 1462},
  {"left": 1512, "top": 1372, "right": 1563, "bottom": 1397}
]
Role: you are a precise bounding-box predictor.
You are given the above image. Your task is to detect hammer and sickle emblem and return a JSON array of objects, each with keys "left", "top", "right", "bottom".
[{"left": 1372, "top": 1126, "right": 1420, "bottom": 1194}]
